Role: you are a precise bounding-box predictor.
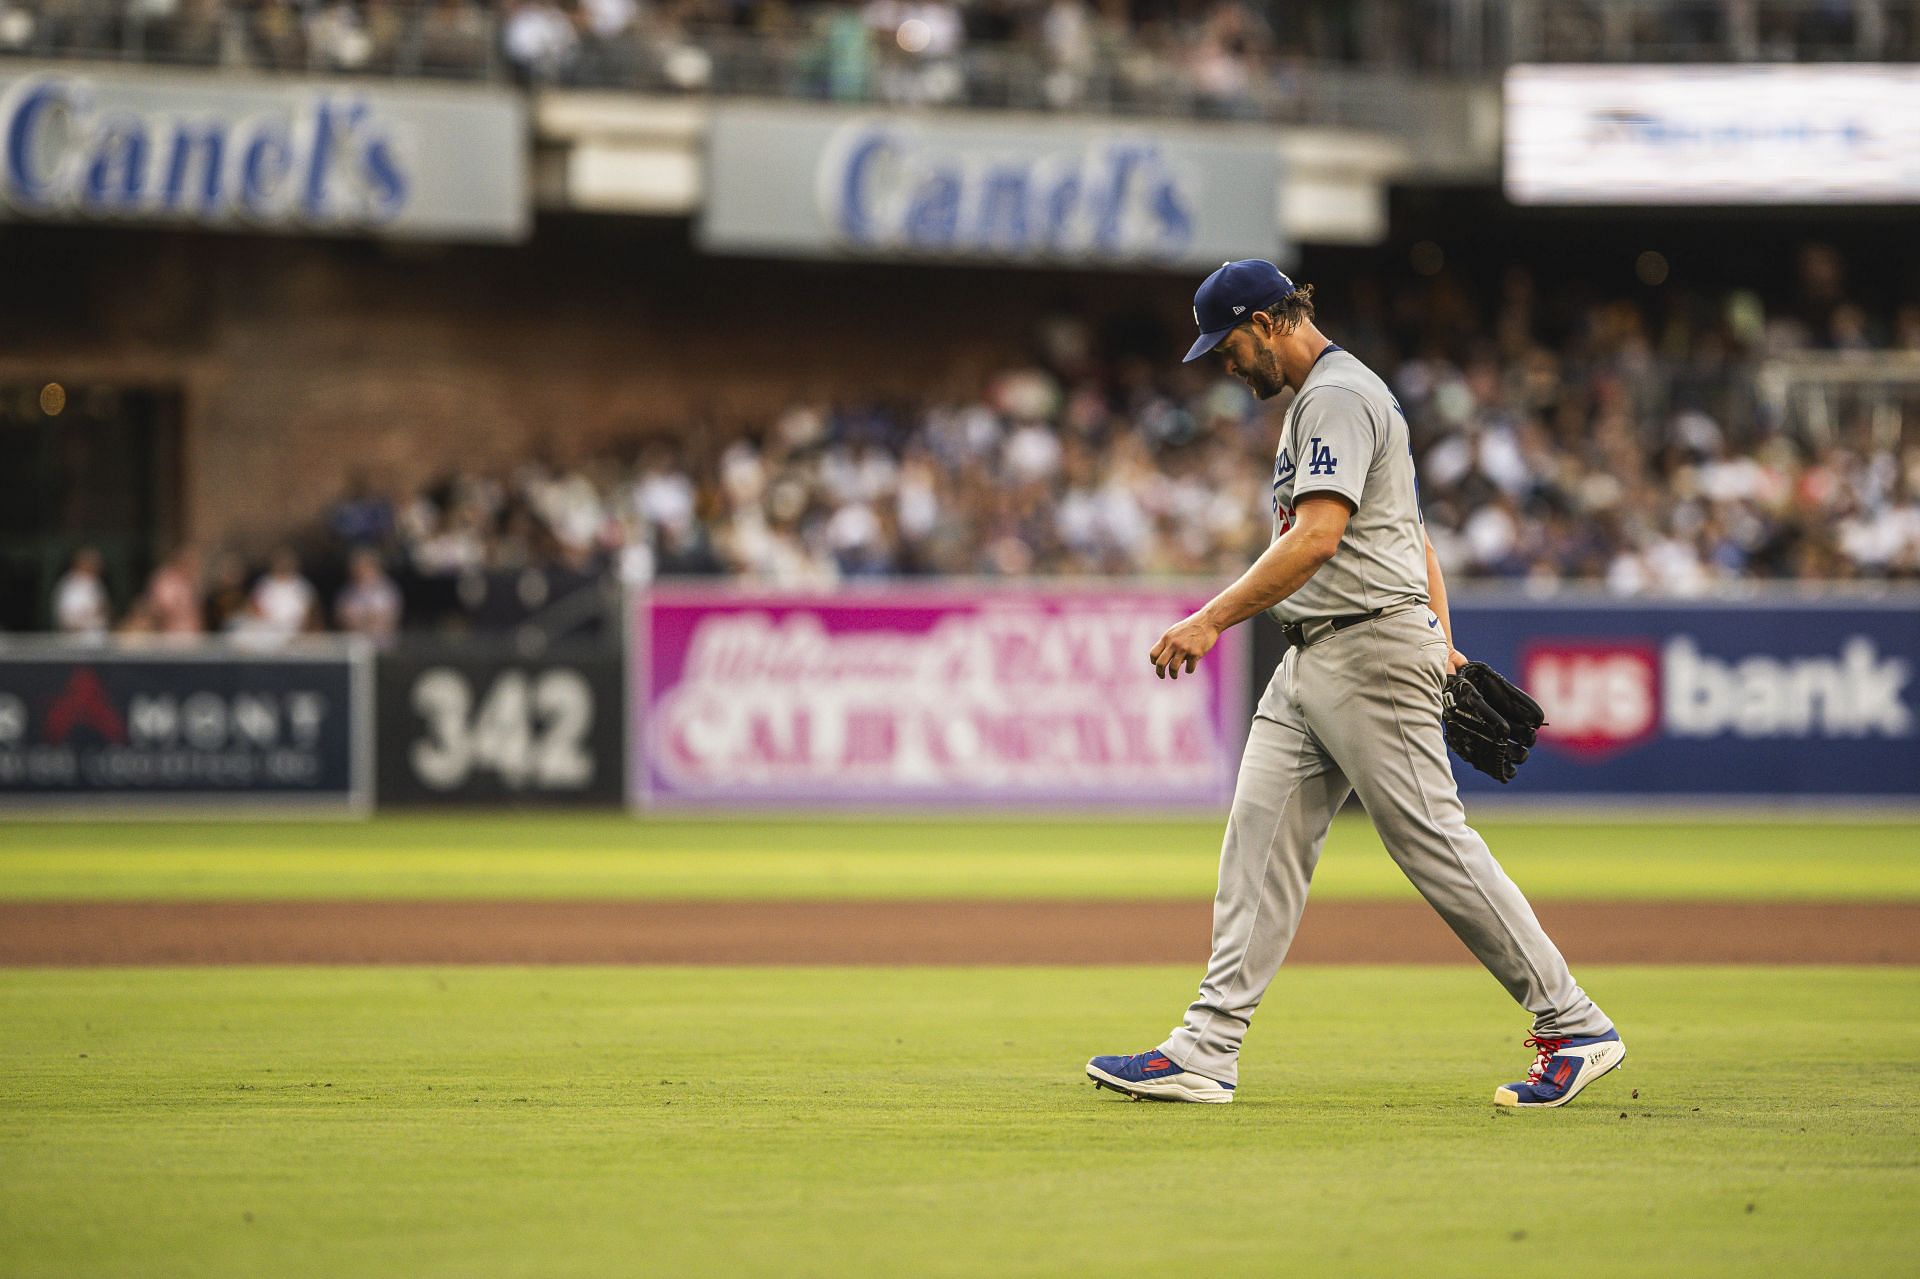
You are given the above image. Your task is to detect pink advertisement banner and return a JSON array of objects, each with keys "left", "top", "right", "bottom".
[{"left": 632, "top": 587, "right": 1248, "bottom": 808}]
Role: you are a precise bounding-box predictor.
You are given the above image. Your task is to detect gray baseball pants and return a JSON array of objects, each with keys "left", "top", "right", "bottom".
[{"left": 1159, "top": 605, "right": 1611, "bottom": 1085}]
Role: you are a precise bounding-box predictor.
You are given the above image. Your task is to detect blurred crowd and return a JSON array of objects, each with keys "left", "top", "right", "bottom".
[
  {"left": 54, "top": 543, "right": 400, "bottom": 644},
  {"left": 1527, "top": 0, "right": 1920, "bottom": 62},
  {"left": 1388, "top": 255, "right": 1920, "bottom": 592},
  {"left": 0, "top": 0, "right": 1407, "bottom": 113},
  {"left": 4, "top": 0, "right": 1916, "bottom": 111},
  {"left": 50, "top": 245, "right": 1920, "bottom": 643}
]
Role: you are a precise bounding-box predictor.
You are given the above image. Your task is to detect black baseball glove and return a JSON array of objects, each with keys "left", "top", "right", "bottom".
[{"left": 1441, "top": 661, "right": 1547, "bottom": 784}]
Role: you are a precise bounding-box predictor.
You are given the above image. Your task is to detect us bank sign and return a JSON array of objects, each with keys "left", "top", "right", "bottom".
[
  {"left": 701, "top": 105, "right": 1283, "bottom": 271},
  {"left": 0, "top": 67, "right": 527, "bottom": 241}
]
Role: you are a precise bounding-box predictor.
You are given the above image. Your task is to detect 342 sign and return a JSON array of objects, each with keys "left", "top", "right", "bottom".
[
  {"left": 377, "top": 647, "right": 623, "bottom": 805},
  {"left": 410, "top": 667, "right": 593, "bottom": 789}
]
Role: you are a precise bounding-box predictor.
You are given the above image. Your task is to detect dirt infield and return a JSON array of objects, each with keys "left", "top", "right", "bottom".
[{"left": 2, "top": 900, "right": 1915, "bottom": 965}]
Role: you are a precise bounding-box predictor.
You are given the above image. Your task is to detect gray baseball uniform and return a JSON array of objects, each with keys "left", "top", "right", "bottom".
[{"left": 1157, "top": 344, "right": 1612, "bottom": 1086}]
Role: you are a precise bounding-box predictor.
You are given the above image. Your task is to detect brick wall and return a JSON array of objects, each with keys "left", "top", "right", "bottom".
[{"left": 0, "top": 218, "right": 1188, "bottom": 551}]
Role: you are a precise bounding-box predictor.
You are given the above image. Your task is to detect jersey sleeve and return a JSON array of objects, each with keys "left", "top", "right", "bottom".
[{"left": 1286, "top": 388, "right": 1373, "bottom": 509}]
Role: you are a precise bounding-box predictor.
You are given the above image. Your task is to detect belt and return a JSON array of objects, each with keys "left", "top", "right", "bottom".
[{"left": 1277, "top": 607, "right": 1385, "bottom": 650}]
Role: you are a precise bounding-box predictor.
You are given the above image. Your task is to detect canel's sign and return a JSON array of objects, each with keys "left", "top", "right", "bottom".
[
  {"left": 820, "top": 125, "right": 1195, "bottom": 262},
  {"left": 0, "top": 67, "right": 526, "bottom": 241},
  {"left": 701, "top": 104, "right": 1283, "bottom": 271},
  {"left": 3, "top": 76, "right": 406, "bottom": 224}
]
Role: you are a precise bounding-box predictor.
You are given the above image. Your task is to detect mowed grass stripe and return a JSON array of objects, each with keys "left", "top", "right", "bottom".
[
  {"left": 0, "top": 815, "right": 1915, "bottom": 902},
  {"left": 1, "top": 966, "right": 1915, "bottom": 1278}
]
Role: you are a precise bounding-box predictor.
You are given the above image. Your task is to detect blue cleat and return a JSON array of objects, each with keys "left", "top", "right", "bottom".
[
  {"left": 1494, "top": 1029, "right": 1627, "bottom": 1109},
  {"left": 1087, "top": 1050, "right": 1235, "bottom": 1104}
]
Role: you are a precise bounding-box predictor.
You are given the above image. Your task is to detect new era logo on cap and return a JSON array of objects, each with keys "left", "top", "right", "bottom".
[{"left": 1183, "top": 259, "right": 1296, "bottom": 363}]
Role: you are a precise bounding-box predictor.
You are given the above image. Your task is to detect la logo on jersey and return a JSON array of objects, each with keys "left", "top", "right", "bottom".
[{"left": 1307, "top": 437, "right": 1338, "bottom": 476}]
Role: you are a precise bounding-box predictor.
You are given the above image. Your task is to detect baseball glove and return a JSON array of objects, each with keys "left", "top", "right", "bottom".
[{"left": 1442, "top": 661, "right": 1547, "bottom": 784}]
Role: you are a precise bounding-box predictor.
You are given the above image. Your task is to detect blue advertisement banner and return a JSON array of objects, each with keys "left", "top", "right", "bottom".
[
  {"left": 0, "top": 645, "right": 370, "bottom": 809},
  {"left": 1251, "top": 598, "right": 1920, "bottom": 800},
  {"left": 1450, "top": 599, "right": 1919, "bottom": 800}
]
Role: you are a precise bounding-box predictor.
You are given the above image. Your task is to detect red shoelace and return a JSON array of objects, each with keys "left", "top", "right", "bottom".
[{"left": 1522, "top": 1035, "right": 1572, "bottom": 1084}]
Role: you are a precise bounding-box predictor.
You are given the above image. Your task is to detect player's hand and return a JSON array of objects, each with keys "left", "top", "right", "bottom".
[
  {"left": 1447, "top": 648, "right": 1469, "bottom": 674},
  {"left": 1150, "top": 612, "right": 1220, "bottom": 680}
]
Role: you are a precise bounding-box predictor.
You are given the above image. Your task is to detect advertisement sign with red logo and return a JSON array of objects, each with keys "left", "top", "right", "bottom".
[
  {"left": 633, "top": 587, "right": 1249, "bottom": 808},
  {"left": 0, "top": 644, "right": 370, "bottom": 809},
  {"left": 1445, "top": 599, "right": 1920, "bottom": 800}
]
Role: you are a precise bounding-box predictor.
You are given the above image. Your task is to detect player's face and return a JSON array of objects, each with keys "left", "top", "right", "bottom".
[{"left": 1216, "top": 324, "right": 1287, "bottom": 400}]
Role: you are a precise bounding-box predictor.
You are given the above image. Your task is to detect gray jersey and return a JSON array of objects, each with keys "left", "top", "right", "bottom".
[{"left": 1267, "top": 345, "right": 1428, "bottom": 623}]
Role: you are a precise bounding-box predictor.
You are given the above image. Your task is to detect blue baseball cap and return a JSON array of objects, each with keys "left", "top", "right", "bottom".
[{"left": 1183, "top": 259, "right": 1297, "bottom": 363}]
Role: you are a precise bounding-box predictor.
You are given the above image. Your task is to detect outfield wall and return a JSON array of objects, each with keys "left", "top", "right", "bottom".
[{"left": 2, "top": 590, "right": 1915, "bottom": 813}]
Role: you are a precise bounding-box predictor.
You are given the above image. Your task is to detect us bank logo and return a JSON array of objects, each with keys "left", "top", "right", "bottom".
[{"left": 1520, "top": 636, "right": 1914, "bottom": 761}]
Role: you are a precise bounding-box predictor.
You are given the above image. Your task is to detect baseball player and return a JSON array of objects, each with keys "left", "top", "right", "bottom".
[{"left": 1086, "top": 260, "right": 1625, "bottom": 1109}]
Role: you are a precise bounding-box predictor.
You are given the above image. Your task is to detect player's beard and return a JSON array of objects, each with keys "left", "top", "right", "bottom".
[{"left": 1243, "top": 345, "right": 1288, "bottom": 400}]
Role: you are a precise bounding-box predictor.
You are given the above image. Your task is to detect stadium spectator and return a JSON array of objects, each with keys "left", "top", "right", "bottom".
[
  {"left": 336, "top": 548, "right": 404, "bottom": 641},
  {"left": 574, "top": 0, "right": 639, "bottom": 81},
  {"left": 417, "top": 0, "right": 491, "bottom": 71},
  {"left": 503, "top": 0, "right": 580, "bottom": 80},
  {"left": 239, "top": 548, "right": 321, "bottom": 643},
  {"left": 131, "top": 547, "right": 206, "bottom": 638},
  {"left": 52, "top": 548, "right": 111, "bottom": 640},
  {"left": 307, "top": 0, "right": 379, "bottom": 70},
  {"left": 0, "top": 2, "right": 35, "bottom": 51},
  {"left": 328, "top": 474, "right": 396, "bottom": 549},
  {"left": 1040, "top": 0, "right": 1096, "bottom": 107},
  {"left": 806, "top": 1, "right": 880, "bottom": 101},
  {"left": 205, "top": 552, "right": 255, "bottom": 633},
  {"left": 246, "top": 0, "right": 307, "bottom": 67}
]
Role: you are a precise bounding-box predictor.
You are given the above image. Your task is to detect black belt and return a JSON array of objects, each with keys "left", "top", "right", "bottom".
[{"left": 1277, "top": 607, "right": 1385, "bottom": 649}]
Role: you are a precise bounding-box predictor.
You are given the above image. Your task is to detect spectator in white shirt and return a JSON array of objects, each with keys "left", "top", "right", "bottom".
[
  {"left": 503, "top": 0, "right": 579, "bottom": 80},
  {"left": 244, "top": 548, "right": 319, "bottom": 642},
  {"left": 53, "top": 547, "right": 111, "bottom": 640}
]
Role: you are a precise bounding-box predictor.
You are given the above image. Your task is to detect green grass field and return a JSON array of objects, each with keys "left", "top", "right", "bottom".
[
  {"left": 3, "top": 965, "right": 1915, "bottom": 1277},
  {"left": 2, "top": 814, "right": 1916, "bottom": 900},
  {"left": 3, "top": 815, "right": 1916, "bottom": 1275}
]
